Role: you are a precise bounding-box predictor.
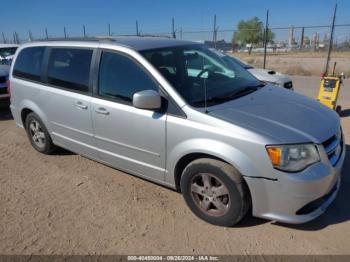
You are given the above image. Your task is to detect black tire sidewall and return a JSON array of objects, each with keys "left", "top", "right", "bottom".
[
  {"left": 180, "top": 160, "right": 245, "bottom": 227},
  {"left": 25, "top": 113, "right": 52, "bottom": 154}
]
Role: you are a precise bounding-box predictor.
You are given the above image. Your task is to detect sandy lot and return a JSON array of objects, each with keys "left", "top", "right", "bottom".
[
  {"left": 0, "top": 76, "right": 349, "bottom": 255},
  {"left": 235, "top": 52, "right": 350, "bottom": 77}
]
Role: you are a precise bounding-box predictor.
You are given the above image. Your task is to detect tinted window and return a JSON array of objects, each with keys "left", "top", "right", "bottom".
[
  {"left": 13, "top": 47, "right": 45, "bottom": 81},
  {"left": 47, "top": 48, "right": 92, "bottom": 92},
  {"left": 98, "top": 51, "right": 158, "bottom": 104}
]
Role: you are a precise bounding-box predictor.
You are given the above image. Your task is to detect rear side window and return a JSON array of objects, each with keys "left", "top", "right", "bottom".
[
  {"left": 13, "top": 47, "right": 45, "bottom": 81},
  {"left": 98, "top": 51, "right": 158, "bottom": 104},
  {"left": 47, "top": 48, "right": 92, "bottom": 92}
]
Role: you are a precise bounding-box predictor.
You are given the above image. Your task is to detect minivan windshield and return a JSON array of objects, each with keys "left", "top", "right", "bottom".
[{"left": 141, "top": 45, "right": 262, "bottom": 107}]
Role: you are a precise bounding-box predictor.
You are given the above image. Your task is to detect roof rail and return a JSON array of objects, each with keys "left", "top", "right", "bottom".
[
  {"left": 31, "top": 34, "right": 173, "bottom": 43},
  {"left": 32, "top": 36, "right": 114, "bottom": 42}
]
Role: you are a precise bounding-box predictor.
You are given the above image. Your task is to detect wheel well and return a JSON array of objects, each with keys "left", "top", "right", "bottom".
[
  {"left": 21, "top": 108, "right": 33, "bottom": 126},
  {"left": 174, "top": 153, "right": 228, "bottom": 191}
]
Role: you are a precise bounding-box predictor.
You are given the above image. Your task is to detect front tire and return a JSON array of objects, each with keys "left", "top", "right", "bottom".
[
  {"left": 336, "top": 105, "right": 342, "bottom": 115},
  {"left": 180, "top": 158, "right": 251, "bottom": 227},
  {"left": 25, "top": 112, "right": 56, "bottom": 154}
]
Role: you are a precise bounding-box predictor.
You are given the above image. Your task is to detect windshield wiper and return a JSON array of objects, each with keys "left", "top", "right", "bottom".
[
  {"left": 192, "top": 83, "right": 265, "bottom": 107},
  {"left": 225, "top": 83, "right": 265, "bottom": 98}
]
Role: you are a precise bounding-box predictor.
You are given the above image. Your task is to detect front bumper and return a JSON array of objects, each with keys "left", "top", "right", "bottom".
[{"left": 245, "top": 139, "right": 345, "bottom": 224}]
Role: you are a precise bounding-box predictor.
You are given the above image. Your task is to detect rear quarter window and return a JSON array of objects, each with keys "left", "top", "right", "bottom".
[{"left": 13, "top": 47, "right": 45, "bottom": 81}]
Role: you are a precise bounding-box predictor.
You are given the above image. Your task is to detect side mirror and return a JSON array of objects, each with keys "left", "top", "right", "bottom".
[{"left": 133, "top": 90, "right": 162, "bottom": 110}]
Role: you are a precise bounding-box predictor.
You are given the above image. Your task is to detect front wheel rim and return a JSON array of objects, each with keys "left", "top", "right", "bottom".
[
  {"left": 29, "top": 120, "right": 46, "bottom": 148},
  {"left": 190, "top": 173, "right": 230, "bottom": 217}
]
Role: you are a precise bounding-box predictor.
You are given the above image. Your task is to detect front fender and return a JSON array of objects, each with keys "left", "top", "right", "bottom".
[{"left": 165, "top": 138, "right": 262, "bottom": 185}]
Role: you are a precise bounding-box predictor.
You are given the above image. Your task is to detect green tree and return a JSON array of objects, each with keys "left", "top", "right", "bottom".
[{"left": 232, "top": 17, "right": 275, "bottom": 47}]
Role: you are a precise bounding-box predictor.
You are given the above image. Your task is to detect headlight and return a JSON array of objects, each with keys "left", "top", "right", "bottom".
[{"left": 266, "top": 144, "right": 320, "bottom": 172}]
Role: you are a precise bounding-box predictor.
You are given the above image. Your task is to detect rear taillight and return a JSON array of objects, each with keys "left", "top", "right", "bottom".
[{"left": 6, "top": 79, "right": 10, "bottom": 96}]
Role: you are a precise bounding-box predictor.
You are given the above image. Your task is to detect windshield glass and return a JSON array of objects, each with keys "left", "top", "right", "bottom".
[
  {"left": 141, "top": 45, "right": 261, "bottom": 107},
  {"left": 0, "top": 47, "right": 17, "bottom": 57}
]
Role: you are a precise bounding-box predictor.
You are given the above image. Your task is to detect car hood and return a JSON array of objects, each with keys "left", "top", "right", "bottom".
[
  {"left": 248, "top": 68, "right": 291, "bottom": 84},
  {"left": 208, "top": 85, "right": 339, "bottom": 143},
  {"left": 0, "top": 65, "right": 10, "bottom": 76}
]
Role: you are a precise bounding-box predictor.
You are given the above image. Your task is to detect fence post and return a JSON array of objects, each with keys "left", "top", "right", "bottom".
[
  {"left": 300, "top": 27, "right": 304, "bottom": 50},
  {"left": 213, "top": 14, "right": 217, "bottom": 48},
  {"left": 2, "top": 32, "right": 6, "bottom": 43},
  {"left": 108, "top": 23, "right": 111, "bottom": 36},
  {"left": 14, "top": 32, "right": 19, "bottom": 44},
  {"left": 324, "top": 4, "right": 337, "bottom": 75},
  {"left": 136, "top": 20, "right": 139, "bottom": 36},
  {"left": 172, "top": 18, "right": 176, "bottom": 39},
  {"left": 263, "top": 10, "right": 269, "bottom": 69},
  {"left": 64, "top": 27, "right": 67, "bottom": 38},
  {"left": 83, "top": 25, "right": 86, "bottom": 38},
  {"left": 45, "top": 28, "right": 49, "bottom": 40},
  {"left": 29, "top": 30, "right": 33, "bottom": 41}
]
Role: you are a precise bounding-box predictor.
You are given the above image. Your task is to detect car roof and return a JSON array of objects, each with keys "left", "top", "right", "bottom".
[
  {"left": 107, "top": 36, "right": 197, "bottom": 50},
  {"left": 22, "top": 36, "right": 198, "bottom": 51}
]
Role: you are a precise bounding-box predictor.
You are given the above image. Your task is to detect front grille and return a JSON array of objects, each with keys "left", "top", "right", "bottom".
[
  {"left": 0, "top": 76, "right": 6, "bottom": 83},
  {"left": 322, "top": 131, "right": 342, "bottom": 166},
  {"left": 284, "top": 81, "right": 293, "bottom": 89}
]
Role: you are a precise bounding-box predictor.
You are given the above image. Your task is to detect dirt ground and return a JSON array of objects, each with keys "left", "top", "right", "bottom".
[
  {"left": 0, "top": 76, "right": 349, "bottom": 255},
  {"left": 234, "top": 52, "right": 350, "bottom": 77}
]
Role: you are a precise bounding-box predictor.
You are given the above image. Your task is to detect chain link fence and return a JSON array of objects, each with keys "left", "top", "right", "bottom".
[{"left": 2, "top": 18, "right": 350, "bottom": 76}]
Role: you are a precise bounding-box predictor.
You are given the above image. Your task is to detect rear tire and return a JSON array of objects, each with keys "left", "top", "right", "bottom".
[
  {"left": 180, "top": 158, "right": 251, "bottom": 227},
  {"left": 25, "top": 112, "right": 57, "bottom": 154}
]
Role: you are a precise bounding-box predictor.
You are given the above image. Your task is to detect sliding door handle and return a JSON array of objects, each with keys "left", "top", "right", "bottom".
[{"left": 95, "top": 107, "right": 110, "bottom": 115}]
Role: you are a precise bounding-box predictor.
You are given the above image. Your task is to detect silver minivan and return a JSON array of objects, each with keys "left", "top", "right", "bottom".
[{"left": 9, "top": 37, "right": 345, "bottom": 226}]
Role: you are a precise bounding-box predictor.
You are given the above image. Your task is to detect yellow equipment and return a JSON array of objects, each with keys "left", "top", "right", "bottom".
[{"left": 317, "top": 63, "right": 345, "bottom": 114}]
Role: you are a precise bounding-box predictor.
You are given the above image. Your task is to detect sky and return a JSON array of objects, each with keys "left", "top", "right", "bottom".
[{"left": 1, "top": 0, "right": 350, "bottom": 42}]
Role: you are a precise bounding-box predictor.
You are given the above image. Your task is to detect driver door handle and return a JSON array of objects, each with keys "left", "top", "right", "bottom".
[{"left": 95, "top": 107, "right": 110, "bottom": 115}]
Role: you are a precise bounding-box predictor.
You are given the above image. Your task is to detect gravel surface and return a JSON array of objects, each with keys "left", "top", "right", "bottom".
[{"left": 0, "top": 76, "right": 349, "bottom": 255}]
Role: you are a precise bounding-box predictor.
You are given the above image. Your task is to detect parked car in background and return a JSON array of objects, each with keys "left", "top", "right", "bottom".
[
  {"left": 0, "top": 64, "right": 10, "bottom": 101},
  {"left": 9, "top": 38, "right": 344, "bottom": 227},
  {"left": 0, "top": 44, "right": 18, "bottom": 65},
  {"left": 210, "top": 48, "right": 294, "bottom": 90}
]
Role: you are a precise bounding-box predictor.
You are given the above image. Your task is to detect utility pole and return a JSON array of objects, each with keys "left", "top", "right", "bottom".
[
  {"left": 324, "top": 4, "right": 337, "bottom": 75},
  {"left": 64, "top": 27, "right": 67, "bottom": 38},
  {"left": 2, "top": 32, "right": 6, "bottom": 43},
  {"left": 45, "top": 28, "right": 49, "bottom": 40},
  {"left": 213, "top": 14, "right": 218, "bottom": 48},
  {"left": 136, "top": 20, "right": 139, "bottom": 36},
  {"left": 263, "top": 10, "right": 269, "bottom": 69},
  {"left": 83, "top": 25, "right": 86, "bottom": 37},
  {"left": 172, "top": 18, "right": 176, "bottom": 39},
  {"left": 108, "top": 23, "right": 111, "bottom": 36},
  {"left": 300, "top": 27, "right": 305, "bottom": 49}
]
